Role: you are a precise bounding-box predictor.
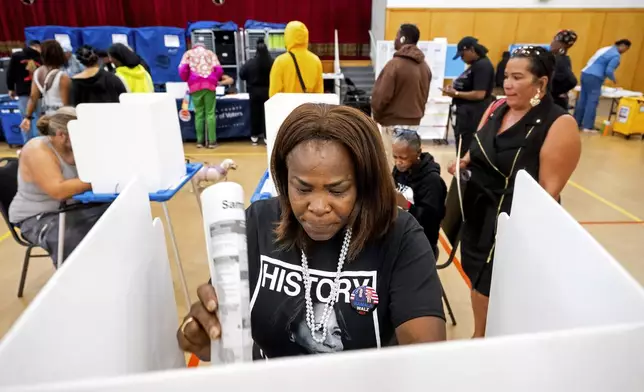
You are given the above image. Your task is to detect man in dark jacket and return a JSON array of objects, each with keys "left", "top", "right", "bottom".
[
  {"left": 391, "top": 129, "right": 447, "bottom": 256},
  {"left": 372, "top": 24, "right": 431, "bottom": 169},
  {"left": 6, "top": 40, "right": 42, "bottom": 143}
]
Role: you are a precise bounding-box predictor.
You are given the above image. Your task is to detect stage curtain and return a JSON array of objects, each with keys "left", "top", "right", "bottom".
[
  {"left": 1, "top": 0, "right": 371, "bottom": 58},
  {"left": 0, "top": 0, "right": 126, "bottom": 40}
]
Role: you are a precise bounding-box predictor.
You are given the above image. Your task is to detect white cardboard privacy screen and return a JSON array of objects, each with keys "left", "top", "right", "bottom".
[
  {"left": 0, "top": 179, "right": 184, "bottom": 388},
  {"left": 72, "top": 94, "right": 186, "bottom": 193},
  {"left": 9, "top": 324, "right": 644, "bottom": 392},
  {"left": 487, "top": 171, "right": 644, "bottom": 337},
  {"left": 264, "top": 93, "right": 340, "bottom": 183}
]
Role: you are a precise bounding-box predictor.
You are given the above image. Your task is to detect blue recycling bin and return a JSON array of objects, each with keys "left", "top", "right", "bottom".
[
  {"left": 81, "top": 26, "right": 136, "bottom": 51},
  {"left": 134, "top": 27, "right": 186, "bottom": 84},
  {"left": 24, "top": 26, "right": 83, "bottom": 49},
  {"left": 0, "top": 100, "right": 24, "bottom": 147}
]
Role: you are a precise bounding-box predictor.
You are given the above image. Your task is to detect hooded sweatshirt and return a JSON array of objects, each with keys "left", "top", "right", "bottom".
[
  {"left": 6, "top": 46, "right": 42, "bottom": 96},
  {"left": 269, "top": 21, "right": 323, "bottom": 97},
  {"left": 71, "top": 68, "right": 127, "bottom": 106},
  {"left": 372, "top": 44, "right": 431, "bottom": 126},
  {"left": 178, "top": 45, "right": 224, "bottom": 93},
  {"left": 392, "top": 152, "right": 447, "bottom": 253},
  {"left": 115, "top": 65, "right": 154, "bottom": 93}
]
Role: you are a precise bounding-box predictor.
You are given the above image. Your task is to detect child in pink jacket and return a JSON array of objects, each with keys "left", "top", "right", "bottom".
[{"left": 179, "top": 44, "right": 223, "bottom": 148}]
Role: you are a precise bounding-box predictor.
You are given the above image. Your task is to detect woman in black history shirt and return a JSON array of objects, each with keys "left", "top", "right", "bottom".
[
  {"left": 178, "top": 104, "right": 446, "bottom": 361},
  {"left": 442, "top": 36, "right": 495, "bottom": 157}
]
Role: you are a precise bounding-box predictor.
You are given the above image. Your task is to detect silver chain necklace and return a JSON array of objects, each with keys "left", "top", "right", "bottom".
[{"left": 300, "top": 228, "right": 352, "bottom": 344}]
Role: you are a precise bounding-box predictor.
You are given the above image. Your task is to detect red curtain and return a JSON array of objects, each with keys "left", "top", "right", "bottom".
[
  {"left": 0, "top": 0, "right": 127, "bottom": 42},
  {"left": 1, "top": 0, "right": 371, "bottom": 47}
]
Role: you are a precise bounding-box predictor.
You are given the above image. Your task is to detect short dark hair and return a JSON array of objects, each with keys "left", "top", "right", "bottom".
[
  {"left": 40, "top": 40, "right": 67, "bottom": 68},
  {"left": 511, "top": 46, "right": 556, "bottom": 82},
  {"left": 27, "top": 40, "right": 41, "bottom": 48},
  {"left": 399, "top": 24, "right": 420, "bottom": 45},
  {"left": 615, "top": 39, "right": 632, "bottom": 47},
  {"left": 270, "top": 104, "right": 397, "bottom": 260}
]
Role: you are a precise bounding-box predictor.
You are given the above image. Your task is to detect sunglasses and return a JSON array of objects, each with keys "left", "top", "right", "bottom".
[
  {"left": 393, "top": 128, "right": 419, "bottom": 137},
  {"left": 511, "top": 45, "right": 544, "bottom": 58}
]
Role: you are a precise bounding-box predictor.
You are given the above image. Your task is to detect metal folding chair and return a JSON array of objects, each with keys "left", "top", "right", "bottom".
[{"left": 0, "top": 157, "right": 51, "bottom": 297}]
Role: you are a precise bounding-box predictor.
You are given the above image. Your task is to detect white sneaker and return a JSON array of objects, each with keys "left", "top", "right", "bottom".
[
  {"left": 581, "top": 128, "right": 597, "bottom": 133},
  {"left": 251, "top": 136, "right": 259, "bottom": 145}
]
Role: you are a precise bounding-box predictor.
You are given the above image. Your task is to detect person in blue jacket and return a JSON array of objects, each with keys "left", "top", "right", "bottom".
[{"left": 574, "top": 39, "right": 631, "bottom": 132}]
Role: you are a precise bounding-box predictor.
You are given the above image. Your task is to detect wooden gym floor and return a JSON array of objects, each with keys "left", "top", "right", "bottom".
[{"left": 1, "top": 111, "right": 643, "bottom": 345}]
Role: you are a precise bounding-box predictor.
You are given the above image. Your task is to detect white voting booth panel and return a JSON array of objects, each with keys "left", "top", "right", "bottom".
[
  {"left": 69, "top": 93, "right": 186, "bottom": 194},
  {"left": 264, "top": 93, "right": 340, "bottom": 181},
  {"left": 0, "top": 180, "right": 184, "bottom": 388},
  {"left": 10, "top": 323, "right": 644, "bottom": 392},
  {"left": 487, "top": 171, "right": 644, "bottom": 337}
]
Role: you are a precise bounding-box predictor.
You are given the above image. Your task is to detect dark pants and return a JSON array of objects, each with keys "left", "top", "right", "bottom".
[
  {"left": 574, "top": 73, "right": 603, "bottom": 130},
  {"left": 249, "top": 87, "right": 269, "bottom": 138},
  {"left": 17, "top": 204, "right": 110, "bottom": 266}
]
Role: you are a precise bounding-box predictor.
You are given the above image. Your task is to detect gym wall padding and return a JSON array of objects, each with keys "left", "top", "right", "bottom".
[{"left": 385, "top": 8, "right": 644, "bottom": 92}]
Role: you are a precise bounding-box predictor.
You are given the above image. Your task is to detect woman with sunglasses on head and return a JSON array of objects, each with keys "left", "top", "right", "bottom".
[
  {"left": 178, "top": 104, "right": 446, "bottom": 361},
  {"left": 448, "top": 46, "right": 581, "bottom": 338},
  {"left": 550, "top": 30, "right": 578, "bottom": 111}
]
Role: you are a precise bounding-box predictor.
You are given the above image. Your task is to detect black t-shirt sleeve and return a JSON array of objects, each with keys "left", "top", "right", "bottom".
[
  {"left": 246, "top": 201, "right": 261, "bottom": 295},
  {"left": 471, "top": 59, "right": 494, "bottom": 92},
  {"left": 388, "top": 214, "right": 445, "bottom": 327}
]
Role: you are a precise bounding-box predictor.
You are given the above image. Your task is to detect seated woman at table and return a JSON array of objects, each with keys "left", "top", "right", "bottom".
[
  {"left": 8, "top": 107, "right": 109, "bottom": 266},
  {"left": 178, "top": 103, "right": 446, "bottom": 361}
]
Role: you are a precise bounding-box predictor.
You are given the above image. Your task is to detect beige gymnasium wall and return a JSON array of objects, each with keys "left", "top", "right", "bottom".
[{"left": 385, "top": 8, "right": 644, "bottom": 91}]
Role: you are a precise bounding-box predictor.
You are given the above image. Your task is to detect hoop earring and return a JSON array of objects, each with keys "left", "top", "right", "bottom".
[{"left": 530, "top": 89, "right": 542, "bottom": 107}]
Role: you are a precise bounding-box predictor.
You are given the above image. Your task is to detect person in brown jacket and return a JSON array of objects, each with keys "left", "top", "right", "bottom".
[{"left": 371, "top": 24, "right": 431, "bottom": 169}]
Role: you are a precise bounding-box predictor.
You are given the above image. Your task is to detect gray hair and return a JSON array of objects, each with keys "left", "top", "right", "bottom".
[
  {"left": 36, "top": 107, "right": 77, "bottom": 136},
  {"left": 392, "top": 128, "right": 421, "bottom": 152}
]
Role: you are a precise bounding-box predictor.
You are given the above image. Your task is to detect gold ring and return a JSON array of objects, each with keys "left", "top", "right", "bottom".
[{"left": 180, "top": 317, "right": 194, "bottom": 335}]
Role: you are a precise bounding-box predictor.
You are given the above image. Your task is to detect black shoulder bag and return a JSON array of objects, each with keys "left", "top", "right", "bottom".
[{"left": 288, "top": 51, "right": 307, "bottom": 92}]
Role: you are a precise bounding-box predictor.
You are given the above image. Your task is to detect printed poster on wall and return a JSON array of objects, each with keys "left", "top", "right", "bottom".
[{"left": 375, "top": 39, "right": 447, "bottom": 98}]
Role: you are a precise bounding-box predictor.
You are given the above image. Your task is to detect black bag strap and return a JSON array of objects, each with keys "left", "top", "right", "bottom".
[{"left": 288, "top": 51, "right": 307, "bottom": 93}]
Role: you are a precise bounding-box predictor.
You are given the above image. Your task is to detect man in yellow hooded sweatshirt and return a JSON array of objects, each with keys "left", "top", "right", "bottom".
[{"left": 269, "top": 21, "right": 324, "bottom": 97}]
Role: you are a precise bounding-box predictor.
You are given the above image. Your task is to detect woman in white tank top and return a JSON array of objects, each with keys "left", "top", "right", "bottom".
[{"left": 20, "top": 40, "right": 71, "bottom": 133}]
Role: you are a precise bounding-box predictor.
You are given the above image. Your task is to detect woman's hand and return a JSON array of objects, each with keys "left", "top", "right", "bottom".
[
  {"left": 447, "top": 157, "right": 469, "bottom": 175},
  {"left": 20, "top": 118, "right": 31, "bottom": 132},
  {"left": 176, "top": 284, "right": 222, "bottom": 361},
  {"left": 395, "top": 191, "right": 409, "bottom": 209}
]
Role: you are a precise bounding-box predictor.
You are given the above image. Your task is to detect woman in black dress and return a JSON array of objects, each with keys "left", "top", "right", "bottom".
[
  {"left": 550, "top": 30, "right": 579, "bottom": 110},
  {"left": 240, "top": 39, "right": 273, "bottom": 145},
  {"left": 449, "top": 46, "right": 581, "bottom": 338}
]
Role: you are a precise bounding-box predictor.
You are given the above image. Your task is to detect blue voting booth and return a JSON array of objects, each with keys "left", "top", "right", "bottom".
[
  {"left": 243, "top": 20, "right": 287, "bottom": 30},
  {"left": 134, "top": 27, "right": 186, "bottom": 84},
  {"left": 186, "top": 21, "right": 239, "bottom": 36},
  {"left": 24, "top": 26, "right": 83, "bottom": 49},
  {"left": 81, "top": 26, "right": 136, "bottom": 51}
]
